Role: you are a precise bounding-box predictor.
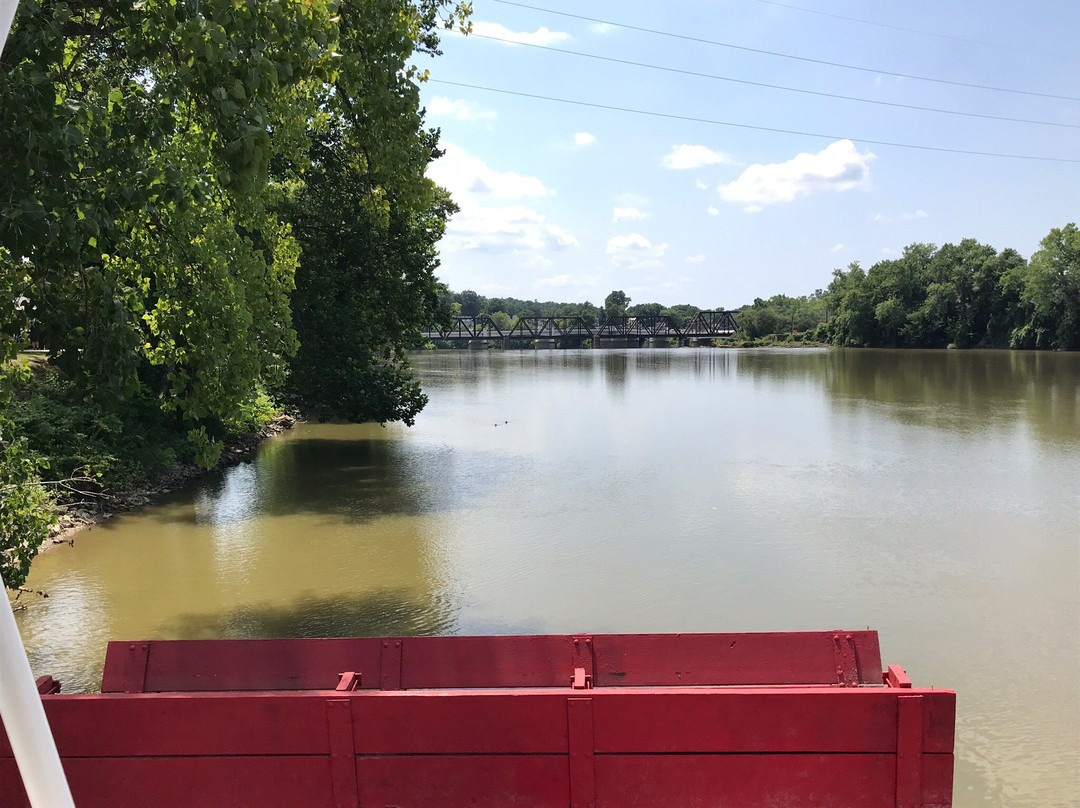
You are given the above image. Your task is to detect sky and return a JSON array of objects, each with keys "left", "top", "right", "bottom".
[{"left": 417, "top": 0, "right": 1079, "bottom": 309}]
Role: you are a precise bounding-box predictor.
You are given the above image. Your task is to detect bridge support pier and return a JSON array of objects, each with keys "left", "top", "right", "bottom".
[
  {"left": 647, "top": 337, "right": 671, "bottom": 348},
  {"left": 594, "top": 336, "right": 638, "bottom": 349},
  {"left": 534, "top": 338, "right": 556, "bottom": 350},
  {"left": 467, "top": 339, "right": 489, "bottom": 351}
]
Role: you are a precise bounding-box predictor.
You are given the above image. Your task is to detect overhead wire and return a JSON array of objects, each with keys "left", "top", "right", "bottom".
[
  {"left": 429, "top": 79, "right": 1080, "bottom": 164},
  {"left": 488, "top": 0, "right": 1080, "bottom": 103},
  {"left": 469, "top": 33, "right": 1080, "bottom": 130},
  {"left": 752, "top": 0, "right": 1052, "bottom": 57}
]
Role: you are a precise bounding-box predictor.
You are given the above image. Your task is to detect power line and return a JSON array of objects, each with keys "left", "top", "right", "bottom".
[
  {"left": 753, "top": 0, "right": 1046, "bottom": 56},
  {"left": 429, "top": 79, "right": 1080, "bottom": 164},
  {"left": 470, "top": 33, "right": 1079, "bottom": 130},
  {"left": 488, "top": 0, "right": 1080, "bottom": 103}
]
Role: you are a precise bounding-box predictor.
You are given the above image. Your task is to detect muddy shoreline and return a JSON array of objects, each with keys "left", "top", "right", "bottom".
[{"left": 42, "top": 413, "right": 298, "bottom": 550}]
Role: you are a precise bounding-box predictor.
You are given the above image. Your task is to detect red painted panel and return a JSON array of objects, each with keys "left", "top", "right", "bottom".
[
  {"left": 0, "top": 757, "right": 335, "bottom": 808},
  {"left": 0, "top": 694, "right": 331, "bottom": 758},
  {"left": 401, "top": 635, "right": 574, "bottom": 688},
  {"left": 592, "top": 689, "right": 955, "bottom": 754},
  {"left": 354, "top": 692, "right": 569, "bottom": 754},
  {"left": 923, "top": 754, "right": 955, "bottom": 808},
  {"left": 593, "top": 631, "right": 882, "bottom": 686},
  {"left": 103, "top": 638, "right": 383, "bottom": 692},
  {"left": 359, "top": 755, "right": 569, "bottom": 808},
  {"left": 596, "top": 754, "right": 897, "bottom": 808},
  {"left": 101, "top": 632, "right": 883, "bottom": 692}
]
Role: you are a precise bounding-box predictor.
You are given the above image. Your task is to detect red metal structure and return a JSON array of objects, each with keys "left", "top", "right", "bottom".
[{"left": 0, "top": 631, "right": 954, "bottom": 807}]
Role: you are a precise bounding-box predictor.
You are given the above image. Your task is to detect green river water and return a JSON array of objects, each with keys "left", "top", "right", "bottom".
[{"left": 13, "top": 347, "right": 1080, "bottom": 807}]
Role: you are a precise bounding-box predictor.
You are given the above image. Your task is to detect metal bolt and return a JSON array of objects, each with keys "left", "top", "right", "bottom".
[{"left": 394, "top": 641, "right": 400, "bottom": 648}]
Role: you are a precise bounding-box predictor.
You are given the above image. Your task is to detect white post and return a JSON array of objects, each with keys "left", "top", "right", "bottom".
[
  {"left": 1, "top": 3, "right": 77, "bottom": 805},
  {"left": 0, "top": 593, "right": 77, "bottom": 807},
  {"left": 0, "top": 0, "right": 17, "bottom": 56}
]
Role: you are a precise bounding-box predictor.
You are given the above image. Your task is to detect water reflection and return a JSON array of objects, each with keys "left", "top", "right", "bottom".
[{"left": 164, "top": 590, "right": 457, "bottom": 640}]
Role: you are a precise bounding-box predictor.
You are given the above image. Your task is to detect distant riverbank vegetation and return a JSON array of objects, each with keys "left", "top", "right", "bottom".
[
  {"left": 444, "top": 224, "right": 1078, "bottom": 351},
  {"left": 1, "top": 1, "right": 470, "bottom": 587}
]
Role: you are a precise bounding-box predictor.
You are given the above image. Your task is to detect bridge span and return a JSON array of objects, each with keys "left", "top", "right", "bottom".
[{"left": 420, "top": 311, "right": 738, "bottom": 348}]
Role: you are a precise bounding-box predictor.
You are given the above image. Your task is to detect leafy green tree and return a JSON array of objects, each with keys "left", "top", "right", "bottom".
[
  {"left": 1008, "top": 223, "right": 1079, "bottom": 350},
  {"left": 603, "top": 290, "right": 630, "bottom": 319},
  {"left": 661, "top": 304, "right": 700, "bottom": 328},
  {"left": 628, "top": 302, "right": 663, "bottom": 318},
  {"left": 1, "top": 254, "right": 53, "bottom": 588},
  {"left": 456, "top": 290, "right": 482, "bottom": 317},
  {"left": 0, "top": 0, "right": 470, "bottom": 583}
]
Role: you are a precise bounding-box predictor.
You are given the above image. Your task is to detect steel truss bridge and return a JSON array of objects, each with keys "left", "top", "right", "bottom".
[{"left": 420, "top": 311, "right": 738, "bottom": 345}]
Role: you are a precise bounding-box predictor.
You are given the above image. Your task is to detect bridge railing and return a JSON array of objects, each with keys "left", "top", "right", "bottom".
[{"left": 419, "top": 311, "right": 739, "bottom": 342}]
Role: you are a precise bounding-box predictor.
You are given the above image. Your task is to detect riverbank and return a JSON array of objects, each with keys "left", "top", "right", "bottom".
[{"left": 43, "top": 412, "right": 297, "bottom": 550}]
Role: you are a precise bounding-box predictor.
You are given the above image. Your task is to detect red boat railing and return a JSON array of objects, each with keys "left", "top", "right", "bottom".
[{"left": 1, "top": 631, "right": 955, "bottom": 808}]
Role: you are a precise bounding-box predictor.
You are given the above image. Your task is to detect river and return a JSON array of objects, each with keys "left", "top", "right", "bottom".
[{"left": 13, "top": 347, "right": 1080, "bottom": 807}]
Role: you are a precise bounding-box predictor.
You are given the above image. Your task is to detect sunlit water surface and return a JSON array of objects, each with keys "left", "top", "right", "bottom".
[{"left": 14, "top": 348, "right": 1080, "bottom": 807}]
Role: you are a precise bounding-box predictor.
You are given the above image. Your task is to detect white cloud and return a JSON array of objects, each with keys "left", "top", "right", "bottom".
[
  {"left": 427, "top": 143, "right": 577, "bottom": 255},
  {"left": 588, "top": 22, "right": 616, "bottom": 35},
  {"left": 745, "top": 205, "right": 764, "bottom": 213},
  {"left": 573, "top": 132, "right": 597, "bottom": 147},
  {"left": 719, "top": 140, "right": 874, "bottom": 206},
  {"left": 606, "top": 233, "right": 668, "bottom": 269},
  {"left": 695, "top": 179, "right": 708, "bottom": 190},
  {"left": 661, "top": 144, "right": 733, "bottom": 170},
  {"left": 471, "top": 21, "right": 570, "bottom": 46},
  {"left": 429, "top": 143, "right": 548, "bottom": 199},
  {"left": 612, "top": 207, "right": 650, "bottom": 222},
  {"left": 832, "top": 243, "right": 845, "bottom": 252},
  {"left": 706, "top": 206, "right": 720, "bottom": 216},
  {"left": 444, "top": 205, "right": 579, "bottom": 253},
  {"left": 686, "top": 254, "right": 706, "bottom": 263},
  {"left": 427, "top": 97, "right": 496, "bottom": 122}
]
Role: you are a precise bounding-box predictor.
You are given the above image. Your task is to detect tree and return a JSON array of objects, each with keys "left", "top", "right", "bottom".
[
  {"left": 628, "top": 302, "right": 663, "bottom": 318},
  {"left": 456, "top": 290, "right": 482, "bottom": 317},
  {"left": 0, "top": 0, "right": 470, "bottom": 583},
  {"left": 1008, "top": 223, "right": 1079, "bottom": 350},
  {"left": 603, "top": 290, "right": 630, "bottom": 319}
]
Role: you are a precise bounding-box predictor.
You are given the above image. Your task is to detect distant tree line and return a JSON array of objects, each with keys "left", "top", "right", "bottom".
[
  {"left": 445, "top": 223, "right": 1078, "bottom": 351},
  {"left": 443, "top": 289, "right": 706, "bottom": 330}
]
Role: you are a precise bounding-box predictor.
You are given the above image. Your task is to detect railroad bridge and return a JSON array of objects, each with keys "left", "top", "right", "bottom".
[{"left": 420, "top": 311, "right": 738, "bottom": 349}]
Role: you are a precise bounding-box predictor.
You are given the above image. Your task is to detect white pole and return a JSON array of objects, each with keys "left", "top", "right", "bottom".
[
  {"left": 0, "top": 592, "right": 76, "bottom": 808},
  {"left": 1, "top": 2, "right": 77, "bottom": 806},
  {"left": 0, "top": 0, "right": 17, "bottom": 56}
]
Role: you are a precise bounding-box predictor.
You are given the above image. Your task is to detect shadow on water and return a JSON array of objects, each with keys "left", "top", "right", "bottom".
[
  {"left": 152, "top": 434, "right": 532, "bottom": 527},
  {"left": 162, "top": 589, "right": 458, "bottom": 640}
]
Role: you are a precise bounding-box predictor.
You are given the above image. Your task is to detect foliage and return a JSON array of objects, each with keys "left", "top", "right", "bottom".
[
  {"left": 603, "top": 290, "right": 630, "bottom": 319},
  {"left": 824, "top": 238, "right": 1036, "bottom": 349},
  {"left": 0, "top": 416, "right": 53, "bottom": 590},
  {"left": 1007, "top": 223, "right": 1079, "bottom": 350},
  {"left": 1, "top": 250, "right": 53, "bottom": 588},
  {"left": 1, "top": 0, "right": 469, "bottom": 430},
  {"left": 737, "top": 294, "right": 828, "bottom": 340},
  {"left": 0, "top": 0, "right": 471, "bottom": 585}
]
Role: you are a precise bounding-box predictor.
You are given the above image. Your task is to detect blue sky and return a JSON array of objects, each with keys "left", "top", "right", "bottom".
[{"left": 418, "top": 0, "right": 1079, "bottom": 308}]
